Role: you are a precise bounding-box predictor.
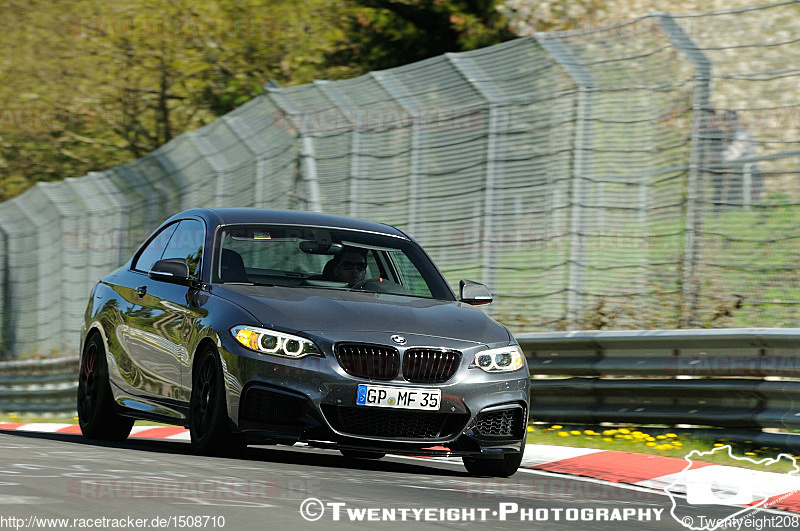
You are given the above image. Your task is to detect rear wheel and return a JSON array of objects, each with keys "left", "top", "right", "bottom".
[
  {"left": 190, "top": 346, "right": 243, "bottom": 455},
  {"left": 462, "top": 440, "right": 525, "bottom": 477},
  {"left": 77, "top": 333, "right": 134, "bottom": 441}
]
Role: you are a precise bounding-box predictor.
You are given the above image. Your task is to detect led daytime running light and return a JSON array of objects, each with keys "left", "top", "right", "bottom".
[
  {"left": 471, "top": 346, "right": 524, "bottom": 372},
  {"left": 232, "top": 326, "right": 320, "bottom": 358}
]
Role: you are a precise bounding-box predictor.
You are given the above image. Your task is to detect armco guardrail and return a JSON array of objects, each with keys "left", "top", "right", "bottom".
[
  {"left": 0, "top": 356, "right": 78, "bottom": 413},
  {"left": 518, "top": 328, "right": 800, "bottom": 430},
  {"left": 3, "top": 329, "right": 800, "bottom": 426}
]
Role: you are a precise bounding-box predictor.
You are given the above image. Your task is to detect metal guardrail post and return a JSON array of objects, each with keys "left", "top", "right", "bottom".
[
  {"left": 265, "top": 88, "right": 323, "bottom": 213},
  {"left": 656, "top": 13, "right": 711, "bottom": 328},
  {"left": 535, "top": 36, "right": 594, "bottom": 326}
]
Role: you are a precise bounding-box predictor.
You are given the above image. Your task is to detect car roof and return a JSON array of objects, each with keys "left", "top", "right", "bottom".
[{"left": 169, "top": 208, "right": 409, "bottom": 238}]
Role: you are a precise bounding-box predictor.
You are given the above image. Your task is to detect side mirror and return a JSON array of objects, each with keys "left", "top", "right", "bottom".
[
  {"left": 149, "top": 258, "right": 191, "bottom": 285},
  {"left": 459, "top": 280, "right": 492, "bottom": 305}
]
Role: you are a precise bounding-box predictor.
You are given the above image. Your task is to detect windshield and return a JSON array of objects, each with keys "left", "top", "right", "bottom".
[{"left": 213, "top": 225, "right": 454, "bottom": 301}]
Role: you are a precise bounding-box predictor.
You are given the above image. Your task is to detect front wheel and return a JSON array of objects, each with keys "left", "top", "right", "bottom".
[
  {"left": 77, "top": 333, "right": 134, "bottom": 441},
  {"left": 190, "top": 347, "right": 243, "bottom": 455},
  {"left": 462, "top": 440, "right": 525, "bottom": 477}
]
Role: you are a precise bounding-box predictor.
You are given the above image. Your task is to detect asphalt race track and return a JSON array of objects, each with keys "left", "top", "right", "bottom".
[{"left": 0, "top": 430, "right": 788, "bottom": 530}]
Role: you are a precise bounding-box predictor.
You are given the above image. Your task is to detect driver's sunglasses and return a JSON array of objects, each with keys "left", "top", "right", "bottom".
[{"left": 340, "top": 261, "right": 367, "bottom": 271}]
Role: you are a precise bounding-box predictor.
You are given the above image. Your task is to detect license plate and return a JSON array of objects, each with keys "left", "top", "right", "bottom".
[{"left": 356, "top": 384, "right": 441, "bottom": 410}]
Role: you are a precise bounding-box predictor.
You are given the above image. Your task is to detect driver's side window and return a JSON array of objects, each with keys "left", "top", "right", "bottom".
[
  {"left": 161, "top": 219, "right": 204, "bottom": 278},
  {"left": 132, "top": 223, "right": 178, "bottom": 273},
  {"left": 132, "top": 220, "right": 205, "bottom": 278}
]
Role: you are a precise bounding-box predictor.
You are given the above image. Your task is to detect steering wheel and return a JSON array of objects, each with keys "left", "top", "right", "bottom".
[{"left": 351, "top": 279, "right": 373, "bottom": 290}]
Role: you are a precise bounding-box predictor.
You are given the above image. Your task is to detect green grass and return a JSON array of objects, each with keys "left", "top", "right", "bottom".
[{"left": 528, "top": 423, "right": 800, "bottom": 473}]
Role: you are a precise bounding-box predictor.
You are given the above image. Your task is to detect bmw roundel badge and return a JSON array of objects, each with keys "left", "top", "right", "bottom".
[{"left": 391, "top": 335, "right": 407, "bottom": 345}]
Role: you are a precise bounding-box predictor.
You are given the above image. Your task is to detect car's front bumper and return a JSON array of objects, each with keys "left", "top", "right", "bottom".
[{"left": 218, "top": 333, "right": 529, "bottom": 457}]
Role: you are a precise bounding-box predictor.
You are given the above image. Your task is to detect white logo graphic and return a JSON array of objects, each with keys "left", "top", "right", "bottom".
[
  {"left": 300, "top": 498, "right": 325, "bottom": 521},
  {"left": 664, "top": 445, "right": 800, "bottom": 530},
  {"left": 685, "top": 466, "right": 753, "bottom": 505}
]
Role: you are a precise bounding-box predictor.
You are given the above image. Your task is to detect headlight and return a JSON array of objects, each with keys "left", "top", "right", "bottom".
[
  {"left": 231, "top": 325, "right": 321, "bottom": 358},
  {"left": 470, "top": 345, "right": 525, "bottom": 373}
]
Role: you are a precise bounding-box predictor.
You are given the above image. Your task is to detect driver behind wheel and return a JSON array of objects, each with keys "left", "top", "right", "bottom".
[{"left": 333, "top": 247, "right": 368, "bottom": 286}]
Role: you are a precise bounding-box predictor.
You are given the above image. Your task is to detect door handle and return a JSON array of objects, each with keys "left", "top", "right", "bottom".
[{"left": 136, "top": 286, "right": 147, "bottom": 297}]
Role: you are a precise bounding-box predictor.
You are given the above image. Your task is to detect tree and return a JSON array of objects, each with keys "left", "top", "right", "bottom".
[
  {"left": 0, "top": 0, "right": 356, "bottom": 201},
  {"left": 330, "top": 0, "right": 514, "bottom": 73}
]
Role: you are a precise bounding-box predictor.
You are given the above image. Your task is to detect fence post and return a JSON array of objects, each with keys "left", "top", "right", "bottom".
[
  {"left": 220, "top": 115, "right": 259, "bottom": 207},
  {"left": 314, "top": 81, "right": 363, "bottom": 219},
  {"left": 743, "top": 163, "right": 752, "bottom": 208},
  {"left": 265, "top": 88, "right": 323, "bottom": 213},
  {"left": 536, "top": 36, "right": 594, "bottom": 327},
  {"left": 656, "top": 13, "right": 711, "bottom": 328},
  {"left": 370, "top": 71, "right": 422, "bottom": 236},
  {"left": 0, "top": 223, "right": 8, "bottom": 359},
  {"left": 445, "top": 53, "right": 501, "bottom": 304}
]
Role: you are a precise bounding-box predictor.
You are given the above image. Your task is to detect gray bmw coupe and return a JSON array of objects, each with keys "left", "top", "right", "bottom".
[{"left": 78, "top": 208, "right": 529, "bottom": 476}]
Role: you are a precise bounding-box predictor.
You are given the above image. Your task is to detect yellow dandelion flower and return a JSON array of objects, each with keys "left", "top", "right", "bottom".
[
  {"left": 551, "top": 425, "right": 563, "bottom": 430},
  {"left": 656, "top": 435, "right": 667, "bottom": 440},
  {"left": 602, "top": 437, "right": 613, "bottom": 442},
  {"left": 745, "top": 452, "right": 756, "bottom": 456},
  {"left": 646, "top": 442, "right": 656, "bottom": 447},
  {"left": 570, "top": 430, "right": 581, "bottom": 436},
  {"left": 713, "top": 443, "right": 725, "bottom": 447},
  {"left": 602, "top": 429, "right": 617, "bottom": 436},
  {"left": 527, "top": 426, "right": 534, "bottom": 432},
  {"left": 557, "top": 431, "right": 569, "bottom": 437},
  {"left": 666, "top": 433, "right": 678, "bottom": 438},
  {"left": 646, "top": 437, "right": 656, "bottom": 442},
  {"left": 618, "top": 428, "right": 631, "bottom": 434}
]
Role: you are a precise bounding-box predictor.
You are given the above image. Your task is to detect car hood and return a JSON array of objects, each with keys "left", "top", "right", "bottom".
[{"left": 214, "top": 285, "right": 511, "bottom": 346}]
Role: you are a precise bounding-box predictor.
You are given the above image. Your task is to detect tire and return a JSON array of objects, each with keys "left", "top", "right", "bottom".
[
  {"left": 463, "top": 440, "right": 525, "bottom": 477},
  {"left": 190, "top": 346, "right": 243, "bottom": 455},
  {"left": 77, "top": 333, "right": 134, "bottom": 441},
  {"left": 340, "top": 449, "right": 386, "bottom": 460}
]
